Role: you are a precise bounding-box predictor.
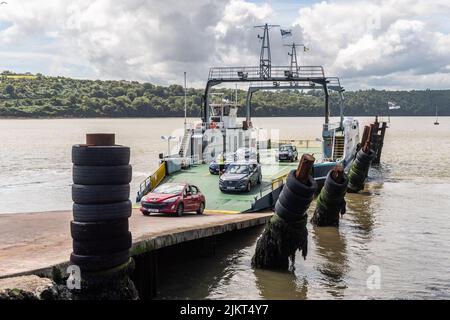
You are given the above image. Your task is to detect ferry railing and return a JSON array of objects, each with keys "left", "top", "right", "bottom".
[
  {"left": 136, "top": 161, "right": 167, "bottom": 202},
  {"left": 331, "top": 130, "right": 336, "bottom": 161},
  {"left": 182, "top": 155, "right": 201, "bottom": 167},
  {"left": 184, "top": 123, "right": 195, "bottom": 130},
  {"left": 248, "top": 81, "right": 318, "bottom": 89},
  {"left": 326, "top": 77, "right": 344, "bottom": 91},
  {"left": 276, "top": 139, "right": 322, "bottom": 149},
  {"left": 323, "top": 121, "right": 342, "bottom": 131},
  {"left": 298, "top": 66, "right": 326, "bottom": 78},
  {"left": 178, "top": 129, "right": 192, "bottom": 158},
  {"left": 271, "top": 175, "right": 286, "bottom": 190},
  {"left": 256, "top": 182, "right": 279, "bottom": 199},
  {"left": 164, "top": 155, "right": 202, "bottom": 171},
  {"left": 208, "top": 66, "right": 325, "bottom": 81}
]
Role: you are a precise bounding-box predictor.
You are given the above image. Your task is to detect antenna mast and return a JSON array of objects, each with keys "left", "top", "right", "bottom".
[
  {"left": 254, "top": 23, "right": 280, "bottom": 78},
  {"left": 284, "top": 43, "right": 306, "bottom": 77},
  {"left": 184, "top": 71, "right": 187, "bottom": 128}
]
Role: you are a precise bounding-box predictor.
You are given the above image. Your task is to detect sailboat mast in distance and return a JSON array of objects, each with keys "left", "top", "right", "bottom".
[{"left": 434, "top": 104, "right": 439, "bottom": 125}]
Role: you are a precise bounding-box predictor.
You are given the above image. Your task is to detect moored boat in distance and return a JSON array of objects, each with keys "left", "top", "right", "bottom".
[{"left": 434, "top": 105, "right": 440, "bottom": 125}]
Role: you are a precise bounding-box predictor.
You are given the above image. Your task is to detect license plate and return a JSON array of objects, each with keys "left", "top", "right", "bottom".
[
  {"left": 226, "top": 187, "right": 235, "bottom": 190},
  {"left": 147, "top": 209, "right": 159, "bottom": 213}
]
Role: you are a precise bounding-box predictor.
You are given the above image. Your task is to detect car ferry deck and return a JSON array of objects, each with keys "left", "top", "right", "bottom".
[{"left": 161, "top": 144, "right": 322, "bottom": 213}]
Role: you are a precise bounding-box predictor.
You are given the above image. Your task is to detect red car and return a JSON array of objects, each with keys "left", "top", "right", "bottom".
[{"left": 140, "top": 183, "right": 206, "bottom": 217}]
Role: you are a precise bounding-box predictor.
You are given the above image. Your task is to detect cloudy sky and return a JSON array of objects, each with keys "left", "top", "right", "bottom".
[{"left": 0, "top": 0, "right": 449, "bottom": 90}]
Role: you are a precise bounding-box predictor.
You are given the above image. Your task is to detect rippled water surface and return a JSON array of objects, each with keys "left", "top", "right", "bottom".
[{"left": 1, "top": 117, "right": 450, "bottom": 299}]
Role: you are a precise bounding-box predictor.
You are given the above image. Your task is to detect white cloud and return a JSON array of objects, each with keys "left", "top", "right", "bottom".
[
  {"left": 0, "top": 0, "right": 449, "bottom": 90},
  {"left": 293, "top": 0, "right": 450, "bottom": 89},
  {"left": 215, "top": 0, "right": 272, "bottom": 35},
  {"left": 0, "top": 0, "right": 273, "bottom": 86}
]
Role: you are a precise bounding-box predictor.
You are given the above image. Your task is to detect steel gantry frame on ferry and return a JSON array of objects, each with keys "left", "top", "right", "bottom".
[
  {"left": 202, "top": 67, "right": 346, "bottom": 129},
  {"left": 202, "top": 23, "right": 346, "bottom": 129}
]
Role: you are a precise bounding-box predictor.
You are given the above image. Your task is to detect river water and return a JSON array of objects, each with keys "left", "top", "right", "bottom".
[{"left": 1, "top": 117, "right": 450, "bottom": 299}]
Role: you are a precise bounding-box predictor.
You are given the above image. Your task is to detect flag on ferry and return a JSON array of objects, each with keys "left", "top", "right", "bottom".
[
  {"left": 280, "top": 29, "right": 292, "bottom": 38},
  {"left": 388, "top": 101, "right": 401, "bottom": 110}
]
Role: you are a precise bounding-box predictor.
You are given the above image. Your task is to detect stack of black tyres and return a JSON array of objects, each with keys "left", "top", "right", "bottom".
[
  {"left": 347, "top": 148, "right": 375, "bottom": 193},
  {"left": 275, "top": 170, "right": 318, "bottom": 223},
  {"left": 70, "top": 144, "right": 132, "bottom": 272},
  {"left": 311, "top": 170, "right": 348, "bottom": 226}
]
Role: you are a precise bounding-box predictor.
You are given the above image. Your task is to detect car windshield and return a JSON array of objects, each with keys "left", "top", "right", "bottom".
[
  {"left": 226, "top": 164, "right": 250, "bottom": 174},
  {"left": 280, "top": 146, "right": 293, "bottom": 152},
  {"left": 153, "top": 184, "right": 184, "bottom": 194}
]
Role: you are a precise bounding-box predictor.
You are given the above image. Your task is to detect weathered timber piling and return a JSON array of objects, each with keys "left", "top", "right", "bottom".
[
  {"left": 356, "top": 124, "right": 371, "bottom": 153},
  {"left": 370, "top": 117, "right": 388, "bottom": 165},
  {"left": 69, "top": 133, "right": 138, "bottom": 300},
  {"left": 252, "top": 154, "right": 317, "bottom": 270},
  {"left": 311, "top": 164, "right": 348, "bottom": 227},
  {"left": 347, "top": 127, "right": 375, "bottom": 193}
]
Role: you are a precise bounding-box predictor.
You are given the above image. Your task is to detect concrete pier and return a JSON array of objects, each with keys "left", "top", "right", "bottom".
[{"left": 0, "top": 210, "right": 272, "bottom": 279}]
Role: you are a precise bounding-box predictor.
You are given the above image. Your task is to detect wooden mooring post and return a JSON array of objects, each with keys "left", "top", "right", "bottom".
[{"left": 347, "top": 126, "right": 376, "bottom": 193}]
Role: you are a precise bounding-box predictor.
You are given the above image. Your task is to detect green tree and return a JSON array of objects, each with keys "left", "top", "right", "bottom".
[{"left": 5, "top": 84, "right": 15, "bottom": 97}]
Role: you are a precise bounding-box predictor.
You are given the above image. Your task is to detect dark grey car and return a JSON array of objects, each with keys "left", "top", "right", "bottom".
[
  {"left": 219, "top": 162, "right": 262, "bottom": 192},
  {"left": 277, "top": 144, "right": 298, "bottom": 162}
]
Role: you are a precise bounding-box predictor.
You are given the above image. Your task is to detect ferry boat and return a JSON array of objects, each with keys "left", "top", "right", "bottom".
[
  {"left": 135, "top": 75, "right": 359, "bottom": 213},
  {"left": 136, "top": 24, "right": 360, "bottom": 213}
]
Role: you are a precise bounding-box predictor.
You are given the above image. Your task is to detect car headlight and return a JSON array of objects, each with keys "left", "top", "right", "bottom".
[
  {"left": 163, "top": 197, "right": 178, "bottom": 203},
  {"left": 140, "top": 197, "right": 147, "bottom": 203}
]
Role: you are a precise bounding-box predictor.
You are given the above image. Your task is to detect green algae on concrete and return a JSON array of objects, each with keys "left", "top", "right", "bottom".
[{"left": 130, "top": 213, "right": 273, "bottom": 256}]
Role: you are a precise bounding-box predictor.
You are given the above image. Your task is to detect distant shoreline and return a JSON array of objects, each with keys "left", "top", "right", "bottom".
[
  {"left": 1, "top": 73, "right": 449, "bottom": 119},
  {"left": 0, "top": 115, "right": 446, "bottom": 120}
]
